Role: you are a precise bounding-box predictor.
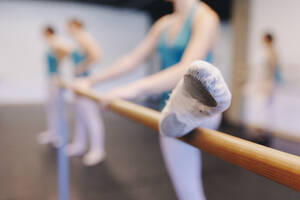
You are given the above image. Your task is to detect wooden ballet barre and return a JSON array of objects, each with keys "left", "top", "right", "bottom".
[{"left": 57, "top": 80, "right": 300, "bottom": 191}]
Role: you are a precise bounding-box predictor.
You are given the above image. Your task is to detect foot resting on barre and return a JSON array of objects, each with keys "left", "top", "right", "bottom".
[{"left": 159, "top": 61, "right": 232, "bottom": 137}]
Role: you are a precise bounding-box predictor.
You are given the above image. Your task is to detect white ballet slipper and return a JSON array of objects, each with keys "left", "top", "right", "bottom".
[
  {"left": 37, "top": 131, "right": 61, "bottom": 148},
  {"left": 82, "top": 150, "right": 106, "bottom": 166},
  {"left": 37, "top": 131, "right": 53, "bottom": 144},
  {"left": 51, "top": 136, "right": 63, "bottom": 148},
  {"left": 159, "top": 60, "right": 232, "bottom": 137},
  {"left": 65, "top": 143, "right": 86, "bottom": 156}
]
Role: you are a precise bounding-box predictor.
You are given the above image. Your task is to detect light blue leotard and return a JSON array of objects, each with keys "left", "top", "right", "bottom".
[
  {"left": 157, "top": 3, "right": 213, "bottom": 109},
  {"left": 47, "top": 51, "right": 59, "bottom": 76},
  {"left": 274, "top": 66, "right": 282, "bottom": 84},
  {"left": 71, "top": 50, "right": 90, "bottom": 77}
]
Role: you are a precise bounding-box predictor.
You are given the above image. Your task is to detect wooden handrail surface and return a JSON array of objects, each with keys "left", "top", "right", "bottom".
[{"left": 57, "top": 81, "right": 300, "bottom": 191}]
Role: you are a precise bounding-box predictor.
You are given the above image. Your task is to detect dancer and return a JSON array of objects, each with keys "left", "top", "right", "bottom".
[
  {"left": 75, "top": 0, "right": 231, "bottom": 199},
  {"left": 66, "top": 18, "right": 105, "bottom": 166},
  {"left": 263, "top": 33, "right": 281, "bottom": 104},
  {"left": 38, "top": 26, "right": 71, "bottom": 147},
  {"left": 246, "top": 33, "right": 281, "bottom": 146}
]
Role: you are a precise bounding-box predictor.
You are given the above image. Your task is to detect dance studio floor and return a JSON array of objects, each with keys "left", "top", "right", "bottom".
[{"left": 1, "top": 104, "right": 300, "bottom": 200}]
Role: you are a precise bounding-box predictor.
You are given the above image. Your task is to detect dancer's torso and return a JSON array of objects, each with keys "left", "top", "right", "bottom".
[
  {"left": 157, "top": 3, "right": 213, "bottom": 109},
  {"left": 71, "top": 49, "right": 90, "bottom": 77},
  {"left": 47, "top": 51, "right": 59, "bottom": 76},
  {"left": 266, "top": 47, "right": 281, "bottom": 84}
]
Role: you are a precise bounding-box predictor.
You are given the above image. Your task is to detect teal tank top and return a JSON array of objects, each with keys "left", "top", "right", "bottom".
[
  {"left": 274, "top": 66, "right": 282, "bottom": 84},
  {"left": 47, "top": 51, "right": 58, "bottom": 76},
  {"left": 71, "top": 50, "right": 90, "bottom": 77},
  {"left": 157, "top": 4, "right": 213, "bottom": 108}
]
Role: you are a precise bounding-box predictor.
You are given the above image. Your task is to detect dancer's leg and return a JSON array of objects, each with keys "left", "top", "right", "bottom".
[
  {"left": 80, "top": 97, "right": 106, "bottom": 166},
  {"left": 38, "top": 80, "right": 60, "bottom": 146},
  {"left": 159, "top": 61, "right": 230, "bottom": 199},
  {"left": 160, "top": 137, "right": 205, "bottom": 200},
  {"left": 160, "top": 115, "right": 221, "bottom": 200},
  {"left": 65, "top": 95, "right": 87, "bottom": 156}
]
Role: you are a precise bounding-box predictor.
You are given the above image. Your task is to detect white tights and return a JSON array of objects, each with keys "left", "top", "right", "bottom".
[
  {"left": 160, "top": 114, "right": 221, "bottom": 200},
  {"left": 46, "top": 81, "right": 60, "bottom": 140},
  {"left": 72, "top": 95, "right": 105, "bottom": 153}
]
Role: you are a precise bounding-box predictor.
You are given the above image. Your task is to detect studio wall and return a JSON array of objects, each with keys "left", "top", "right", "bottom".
[{"left": 0, "top": 1, "right": 150, "bottom": 104}]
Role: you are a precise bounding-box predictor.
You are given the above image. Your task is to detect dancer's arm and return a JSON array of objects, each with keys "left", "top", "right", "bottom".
[
  {"left": 82, "top": 16, "right": 170, "bottom": 86},
  {"left": 75, "top": 32, "right": 102, "bottom": 75},
  {"left": 101, "top": 7, "right": 220, "bottom": 103},
  {"left": 49, "top": 37, "right": 72, "bottom": 60},
  {"left": 267, "top": 48, "right": 278, "bottom": 76}
]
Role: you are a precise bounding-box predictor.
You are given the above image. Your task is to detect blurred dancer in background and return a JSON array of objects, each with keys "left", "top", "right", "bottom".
[
  {"left": 263, "top": 32, "right": 281, "bottom": 104},
  {"left": 66, "top": 19, "right": 106, "bottom": 166},
  {"left": 38, "top": 26, "right": 71, "bottom": 147},
  {"left": 246, "top": 33, "right": 282, "bottom": 146},
  {"left": 74, "top": 0, "right": 231, "bottom": 199}
]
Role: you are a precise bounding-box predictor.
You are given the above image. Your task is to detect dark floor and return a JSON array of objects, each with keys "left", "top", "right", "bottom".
[{"left": 0, "top": 104, "right": 299, "bottom": 200}]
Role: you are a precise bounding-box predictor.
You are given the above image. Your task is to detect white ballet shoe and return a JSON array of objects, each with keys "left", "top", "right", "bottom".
[
  {"left": 82, "top": 150, "right": 106, "bottom": 166},
  {"left": 159, "top": 60, "right": 232, "bottom": 137},
  {"left": 37, "top": 131, "right": 63, "bottom": 148},
  {"left": 51, "top": 135, "right": 63, "bottom": 148},
  {"left": 65, "top": 143, "right": 86, "bottom": 156},
  {"left": 37, "top": 131, "right": 53, "bottom": 144}
]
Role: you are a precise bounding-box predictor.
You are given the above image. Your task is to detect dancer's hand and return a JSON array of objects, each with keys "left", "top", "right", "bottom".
[
  {"left": 75, "top": 67, "right": 86, "bottom": 76},
  {"left": 53, "top": 76, "right": 62, "bottom": 85},
  {"left": 72, "top": 78, "right": 92, "bottom": 90}
]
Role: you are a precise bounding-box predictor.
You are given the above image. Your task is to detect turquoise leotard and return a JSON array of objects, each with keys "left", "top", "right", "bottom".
[
  {"left": 47, "top": 51, "right": 59, "bottom": 76},
  {"left": 157, "top": 3, "right": 213, "bottom": 109},
  {"left": 71, "top": 50, "right": 90, "bottom": 77},
  {"left": 274, "top": 66, "right": 282, "bottom": 84}
]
